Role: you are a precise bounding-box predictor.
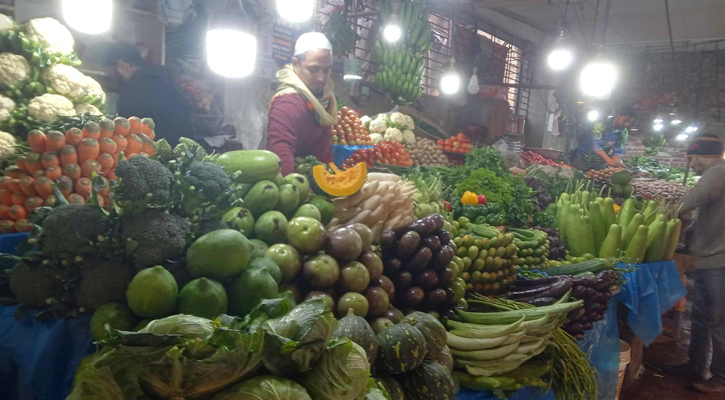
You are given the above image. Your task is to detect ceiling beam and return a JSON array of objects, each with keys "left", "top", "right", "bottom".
[
  {"left": 473, "top": 0, "right": 581, "bottom": 9},
  {"left": 490, "top": 7, "right": 555, "bottom": 34}
]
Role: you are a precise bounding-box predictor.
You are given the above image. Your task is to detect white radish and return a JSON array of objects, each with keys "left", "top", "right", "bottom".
[
  {"left": 333, "top": 181, "right": 379, "bottom": 210},
  {"left": 367, "top": 172, "right": 400, "bottom": 182},
  {"left": 359, "top": 194, "right": 383, "bottom": 211},
  {"left": 326, "top": 218, "right": 339, "bottom": 230},
  {"left": 371, "top": 221, "right": 384, "bottom": 238},
  {"left": 383, "top": 214, "right": 402, "bottom": 230},
  {"left": 347, "top": 209, "right": 372, "bottom": 225},
  {"left": 335, "top": 207, "right": 361, "bottom": 223},
  {"left": 366, "top": 203, "right": 388, "bottom": 227}
]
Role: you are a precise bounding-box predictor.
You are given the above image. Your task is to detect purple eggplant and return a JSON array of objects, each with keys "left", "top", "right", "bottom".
[
  {"left": 571, "top": 285, "right": 587, "bottom": 299},
  {"left": 512, "top": 276, "right": 560, "bottom": 288},
  {"left": 379, "top": 230, "right": 397, "bottom": 254},
  {"left": 573, "top": 275, "right": 599, "bottom": 287},
  {"left": 403, "top": 247, "right": 433, "bottom": 274},
  {"left": 421, "top": 235, "right": 442, "bottom": 252},
  {"left": 415, "top": 270, "right": 439, "bottom": 290},
  {"left": 437, "top": 230, "right": 452, "bottom": 245},
  {"left": 525, "top": 297, "right": 558, "bottom": 307},
  {"left": 394, "top": 272, "right": 412, "bottom": 289},
  {"left": 582, "top": 322, "right": 594, "bottom": 331},
  {"left": 425, "top": 288, "right": 447, "bottom": 308},
  {"left": 384, "top": 258, "right": 402, "bottom": 275},
  {"left": 393, "top": 215, "right": 441, "bottom": 238},
  {"left": 592, "top": 279, "right": 610, "bottom": 291},
  {"left": 567, "top": 307, "right": 587, "bottom": 321},
  {"left": 429, "top": 245, "right": 454, "bottom": 271},
  {"left": 584, "top": 287, "right": 599, "bottom": 302},
  {"left": 397, "top": 231, "right": 421, "bottom": 261},
  {"left": 437, "top": 267, "right": 454, "bottom": 285}
]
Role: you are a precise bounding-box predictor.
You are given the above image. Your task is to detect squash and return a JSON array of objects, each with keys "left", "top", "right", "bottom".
[
  {"left": 428, "top": 345, "right": 453, "bottom": 372},
  {"left": 401, "top": 311, "right": 447, "bottom": 357},
  {"left": 376, "top": 322, "right": 427, "bottom": 375},
  {"left": 333, "top": 308, "right": 379, "bottom": 364},
  {"left": 375, "top": 375, "right": 404, "bottom": 400},
  {"left": 398, "top": 360, "right": 456, "bottom": 400},
  {"left": 312, "top": 163, "right": 367, "bottom": 197}
]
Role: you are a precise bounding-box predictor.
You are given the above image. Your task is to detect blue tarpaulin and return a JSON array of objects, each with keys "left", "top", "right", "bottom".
[{"left": 332, "top": 144, "right": 374, "bottom": 167}]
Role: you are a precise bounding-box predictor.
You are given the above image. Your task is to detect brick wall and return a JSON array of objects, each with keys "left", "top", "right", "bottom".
[{"left": 623, "top": 133, "right": 689, "bottom": 168}]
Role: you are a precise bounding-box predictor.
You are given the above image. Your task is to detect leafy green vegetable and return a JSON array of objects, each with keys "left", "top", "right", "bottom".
[
  {"left": 212, "top": 375, "right": 312, "bottom": 400},
  {"left": 454, "top": 168, "right": 513, "bottom": 205},
  {"left": 303, "top": 338, "right": 371, "bottom": 400},
  {"left": 465, "top": 146, "right": 509, "bottom": 176},
  {"left": 365, "top": 378, "right": 393, "bottom": 400},
  {"left": 628, "top": 155, "right": 694, "bottom": 186},
  {"left": 221, "top": 298, "right": 293, "bottom": 333},
  {"left": 139, "top": 314, "right": 217, "bottom": 340},
  {"left": 505, "top": 175, "right": 535, "bottom": 227},
  {"left": 262, "top": 298, "right": 337, "bottom": 375}
]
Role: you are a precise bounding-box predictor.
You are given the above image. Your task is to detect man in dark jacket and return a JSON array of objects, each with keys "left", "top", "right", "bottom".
[{"left": 103, "top": 43, "right": 193, "bottom": 146}]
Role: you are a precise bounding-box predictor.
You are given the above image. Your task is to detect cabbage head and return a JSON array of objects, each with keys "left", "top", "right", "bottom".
[
  {"left": 303, "top": 338, "right": 371, "bottom": 400},
  {"left": 140, "top": 314, "right": 217, "bottom": 340},
  {"left": 212, "top": 376, "right": 311, "bottom": 400}
]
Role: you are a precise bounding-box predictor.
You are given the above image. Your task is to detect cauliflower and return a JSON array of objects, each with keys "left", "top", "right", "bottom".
[
  {"left": 0, "top": 53, "right": 30, "bottom": 86},
  {"left": 75, "top": 103, "right": 102, "bottom": 115},
  {"left": 360, "top": 115, "right": 371, "bottom": 130},
  {"left": 83, "top": 76, "right": 106, "bottom": 103},
  {"left": 0, "top": 130, "right": 16, "bottom": 161},
  {"left": 370, "top": 133, "right": 384, "bottom": 144},
  {"left": 370, "top": 114, "right": 388, "bottom": 134},
  {"left": 389, "top": 112, "right": 407, "bottom": 127},
  {"left": 404, "top": 115, "right": 415, "bottom": 130},
  {"left": 42, "top": 64, "right": 87, "bottom": 100},
  {"left": 402, "top": 129, "right": 416, "bottom": 144},
  {"left": 384, "top": 127, "right": 403, "bottom": 142},
  {"left": 0, "top": 14, "right": 16, "bottom": 33},
  {"left": 0, "top": 94, "right": 15, "bottom": 122},
  {"left": 28, "top": 93, "right": 76, "bottom": 123},
  {"left": 24, "top": 18, "right": 75, "bottom": 56}
]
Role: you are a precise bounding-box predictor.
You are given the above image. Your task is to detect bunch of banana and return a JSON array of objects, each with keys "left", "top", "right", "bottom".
[
  {"left": 374, "top": 0, "right": 433, "bottom": 105},
  {"left": 322, "top": 9, "right": 358, "bottom": 56}
]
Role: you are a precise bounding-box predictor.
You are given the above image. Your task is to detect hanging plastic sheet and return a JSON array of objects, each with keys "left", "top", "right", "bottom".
[{"left": 333, "top": 144, "right": 374, "bottom": 167}]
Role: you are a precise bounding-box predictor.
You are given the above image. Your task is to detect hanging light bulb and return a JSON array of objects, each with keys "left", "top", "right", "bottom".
[
  {"left": 383, "top": 14, "right": 402, "bottom": 43},
  {"left": 62, "top": 0, "right": 113, "bottom": 34},
  {"left": 587, "top": 110, "right": 599, "bottom": 122},
  {"left": 580, "top": 59, "right": 617, "bottom": 99},
  {"left": 547, "top": 29, "right": 574, "bottom": 71},
  {"left": 207, "top": 0, "right": 257, "bottom": 78},
  {"left": 685, "top": 126, "right": 698, "bottom": 133},
  {"left": 676, "top": 133, "right": 689, "bottom": 141},
  {"left": 441, "top": 62, "right": 460, "bottom": 95},
  {"left": 276, "top": 0, "right": 314, "bottom": 23},
  {"left": 671, "top": 119, "right": 683, "bottom": 125},
  {"left": 653, "top": 118, "right": 664, "bottom": 124},
  {"left": 653, "top": 123, "right": 664, "bottom": 131},
  {"left": 467, "top": 67, "right": 480, "bottom": 94}
]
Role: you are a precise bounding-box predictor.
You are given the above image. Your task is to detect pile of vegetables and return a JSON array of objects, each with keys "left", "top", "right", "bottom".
[
  {"left": 330, "top": 106, "right": 372, "bottom": 146},
  {"left": 510, "top": 228, "right": 550, "bottom": 270},
  {"left": 365, "top": 111, "right": 416, "bottom": 144},
  {"left": 628, "top": 154, "right": 695, "bottom": 186},
  {"left": 520, "top": 151, "right": 567, "bottom": 167},
  {"left": 406, "top": 171, "right": 447, "bottom": 219},
  {"left": 451, "top": 200, "right": 505, "bottom": 227},
  {"left": 341, "top": 140, "right": 414, "bottom": 169},
  {"left": 328, "top": 172, "right": 416, "bottom": 236},
  {"left": 404, "top": 137, "right": 450, "bottom": 166},
  {"left": 631, "top": 178, "right": 689, "bottom": 203},
  {"left": 437, "top": 133, "right": 474, "bottom": 154},
  {"left": 539, "top": 227, "right": 566, "bottom": 261},
  {"left": 584, "top": 166, "right": 625, "bottom": 181}
]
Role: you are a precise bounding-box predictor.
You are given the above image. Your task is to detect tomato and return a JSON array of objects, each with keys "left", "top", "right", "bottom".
[{"left": 340, "top": 106, "right": 350, "bottom": 114}]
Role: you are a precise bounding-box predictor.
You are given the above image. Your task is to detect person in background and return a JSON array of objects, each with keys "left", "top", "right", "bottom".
[
  {"left": 572, "top": 105, "right": 636, "bottom": 171},
  {"left": 102, "top": 43, "right": 194, "bottom": 146},
  {"left": 666, "top": 134, "right": 725, "bottom": 394},
  {"left": 267, "top": 32, "right": 336, "bottom": 175}
]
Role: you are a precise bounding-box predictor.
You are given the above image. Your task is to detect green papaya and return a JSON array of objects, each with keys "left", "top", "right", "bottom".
[
  {"left": 276, "top": 184, "right": 300, "bottom": 217},
  {"left": 244, "top": 180, "right": 279, "bottom": 218},
  {"left": 227, "top": 268, "right": 279, "bottom": 317}
]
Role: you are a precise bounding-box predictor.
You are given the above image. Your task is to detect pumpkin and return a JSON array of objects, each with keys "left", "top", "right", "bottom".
[
  {"left": 400, "top": 311, "right": 447, "bottom": 357},
  {"left": 333, "top": 308, "right": 379, "bottom": 364},
  {"left": 398, "top": 360, "right": 456, "bottom": 400},
  {"left": 376, "top": 322, "right": 427, "bottom": 375},
  {"left": 312, "top": 163, "right": 367, "bottom": 197}
]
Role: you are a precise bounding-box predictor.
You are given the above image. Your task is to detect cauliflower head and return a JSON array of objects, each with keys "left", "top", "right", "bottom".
[
  {"left": 42, "top": 64, "right": 87, "bottom": 100},
  {"left": 389, "top": 112, "right": 407, "bottom": 127},
  {"left": 24, "top": 18, "right": 75, "bottom": 56},
  {"left": 0, "top": 14, "right": 16, "bottom": 33},
  {"left": 75, "top": 103, "right": 102, "bottom": 115},
  {"left": 404, "top": 115, "right": 415, "bottom": 130},
  {"left": 384, "top": 127, "right": 403, "bottom": 142},
  {"left": 370, "top": 133, "right": 384, "bottom": 144},
  {"left": 0, "top": 53, "right": 30, "bottom": 86},
  {"left": 0, "top": 130, "right": 16, "bottom": 161},
  {"left": 360, "top": 115, "right": 371, "bottom": 130},
  {"left": 0, "top": 94, "right": 15, "bottom": 122},
  {"left": 83, "top": 76, "right": 106, "bottom": 104},
  {"left": 28, "top": 93, "right": 75, "bottom": 123},
  {"left": 370, "top": 114, "right": 388, "bottom": 134},
  {"left": 402, "top": 129, "right": 416, "bottom": 144}
]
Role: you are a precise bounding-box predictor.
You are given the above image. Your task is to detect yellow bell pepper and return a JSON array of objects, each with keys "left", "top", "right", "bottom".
[{"left": 461, "top": 191, "right": 478, "bottom": 205}]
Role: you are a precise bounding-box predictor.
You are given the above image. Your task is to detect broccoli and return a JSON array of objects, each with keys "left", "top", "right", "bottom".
[
  {"left": 115, "top": 156, "right": 173, "bottom": 204},
  {"left": 9, "top": 261, "right": 64, "bottom": 308},
  {"left": 73, "top": 256, "right": 134, "bottom": 311},
  {"left": 121, "top": 209, "right": 190, "bottom": 268},
  {"left": 40, "top": 205, "right": 111, "bottom": 257},
  {"left": 184, "top": 162, "right": 231, "bottom": 200}
]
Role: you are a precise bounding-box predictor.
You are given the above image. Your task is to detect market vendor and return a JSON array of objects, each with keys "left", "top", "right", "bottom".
[
  {"left": 267, "top": 32, "right": 337, "bottom": 175},
  {"left": 572, "top": 105, "right": 636, "bottom": 171}
]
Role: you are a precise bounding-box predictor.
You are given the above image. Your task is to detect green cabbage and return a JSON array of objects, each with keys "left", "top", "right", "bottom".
[
  {"left": 303, "top": 338, "right": 371, "bottom": 400},
  {"left": 212, "top": 376, "right": 312, "bottom": 400},
  {"left": 140, "top": 314, "right": 217, "bottom": 340}
]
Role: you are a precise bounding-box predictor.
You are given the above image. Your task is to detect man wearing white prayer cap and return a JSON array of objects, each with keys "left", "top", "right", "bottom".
[{"left": 267, "top": 32, "right": 337, "bottom": 175}]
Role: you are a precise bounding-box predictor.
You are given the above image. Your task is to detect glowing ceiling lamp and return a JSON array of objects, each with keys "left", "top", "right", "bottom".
[
  {"left": 383, "top": 6, "right": 402, "bottom": 44},
  {"left": 467, "top": 67, "right": 480, "bottom": 94},
  {"left": 587, "top": 110, "right": 599, "bottom": 122},
  {"left": 653, "top": 123, "right": 664, "bottom": 131},
  {"left": 676, "top": 133, "right": 689, "bottom": 141},
  {"left": 671, "top": 119, "right": 682, "bottom": 125},
  {"left": 207, "top": 0, "right": 257, "bottom": 78},
  {"left": 685, "top": 126, "right": 698, "bottom": 133},
  {"left": 580, "top": 59, "right": 617, "bottom": 99},
  {"left": 653, "top": 118, "right": 663, "bottom": 124},
  {"left": 277, "top": 0, "right": 314, "bottom": 23},
  {"left": 547, "top": 29, "right": 574, "bottom": 71},
  {"left": 441, "top": 62, "right": 461, "bottom": 95},
  {"left": 62, "top": 0, "right": 113, "bottom": 34}
]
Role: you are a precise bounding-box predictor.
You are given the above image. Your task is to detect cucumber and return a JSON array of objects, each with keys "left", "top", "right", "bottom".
[{"left": 457, "top": 300, "right": 584, "bottom": 325}]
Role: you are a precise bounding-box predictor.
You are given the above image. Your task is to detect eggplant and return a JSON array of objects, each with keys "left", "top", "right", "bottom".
[
  {"left": 571, "top": 285, "right": 587, "bottom": 299},
  {"left": 597, "top": 270, "right": 618, "bottom": 286},
  {"left": 421, "top": 235, "right": 442, "bottom": 252},
  {"left": 586, "top": 311, "right": 601, "bottom": 322},
  {"left": 397, "top": 231, "right": 421, "bottom": 261},
  {"left": 437, "top": 230, "right": 452, "bottom": 245},
  {"left": 584, "top": 287, "right": 599, "bottom": 302},
  {"left": 429, "top": 245, "right": 454, "bottom": 271},
  {"left": 415, "top": 270, "right": 439, "bottom": 290},
  {"left": 383, "top": 258, "right": 402, "bottom": 275},
  {"left": 511, "top": 276, "right": 560, "bottom": 288},
  {"left": 394, "top": 272, "right": 412, "bottom": 289},
  {"left": 379, "top": 230, "right": 397, "bottom": 254},
  {"left": 426, "top": 214, "right": 445, "bottom": 231},
  {"left": 582, "top": 322, "right": 594, "bottom": 331},
  {"left": 403, "top": 247, "right": 433, "bottom": 274},
  {"left": 437, "top": 267, "right": 454, "bottom": 285},
  {"left": 567, "top": 307, "right": 587, "bottom": 321},
  {"left": 520, "top": 276, "right": 573, "bottom": 301},
  {"left": 425, "top": 288, "right": 447, "bottom": 308},
  {"left": 568, "top": 322, "right": 585, "bottom": 333},
  {"left": 524, "top": 297, "right": 558, "bottom": 307},
  {"left": 442, "top": 307, "right": 456, "bottom": 320},
  {"left": 403, "top": 287, "right": 425, "bottom": 307},
  {"left": 393, "top": 215, "right": 442, "bottom": 238},
  {"left": 592, "top": 279, "right": 610, "bottom": 291},
  {"left": 573, "top": 275, "right": 599, "bottom": 288}
]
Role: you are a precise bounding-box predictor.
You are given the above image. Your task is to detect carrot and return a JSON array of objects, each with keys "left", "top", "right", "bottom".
[
  {"left": 99, "top": 118, "right": 115, "bottom": 138},
  {"left": 78, "top": 138, "right": 100, "bottom": 164},
  {"left": 44, "top": 196, "right": 58, "bottom": 207},
  {"left": 114, "top": 117, "right": 131, "bottom": 136},
  {"left": 63, "top": 163, "right": 81, "bottom": 181},
  {"left": 99, "top": 137, "right": 117, "bottom": 155},
  {"left": 128, "top": 117, "right": 143, "bottom": 134},
  {"left": 8, "top": 205, "right": 26, "bottom": 221},
  {"left": 0, "top": 220, "right": 16, "bottom": 233},
  {"left": 46, "top": 130, "right": 66, "bottom": 151},
  {"left": 0, "top": 190, "right": 11, "bottom": 205},
  {"left": 11, "top": 192, "right": 26, "bottom": 206},
  {"left": 60, "top": 145, "right": 78, "bottom": 166},
  {"left": 106, "top": 170, "right": 117, "bottom": 181},
  {"left": 68, "top": 194, "right": 85, "bottom": 206},
  {"left": 41, "top": 152, "right": 60, "bottom": 169},
  {"left": 28, "top": 130, "right": 47, "bottom": 153},
  {"left": 141, "top": 140, "right": 157, "bottom": 156},
  {"left": 15, "top": 156, "right": 28, "bottom": 172},
  {"left": 15, "top": 219, "right": 30, "bottom": 232},
  {"left": 65, "top": 128, "right": 83, "bottom": 146},
  {"left": 45, "top": 165, "right": 62, "bottom": 181},
  {"left": 111, "top": 135, "right": 127, "bottom": 154},
  {"left": 81, "top": 159, "right": 102, "bottom": 179},
  {"left": 33, "top": 170, "right": 46, "bottom": 179},
  {"left": 126, "top": 134, "right": 143, "bottom": 155},
  {"left": 0, "top": 204, "right": 8, "bottom": 219},
  {"left": 0, "top": 176, "right": 12, "bottom": 189},
  {"left": 82, "top": 121, "right": 101, "bottom": 140},
  {"left": 56, "top": 175, "right": 73, "bottom": 196},
  {"left": 97, "top": 153, "right": 114, "bottom": 172},
  {"left": 19, "top": 176, "right": 37, "bottom": 196},
  {"left": 25, "top": 152, "right": 43, "bottom": 173},
  {"left": 24, "top": 196, "right": 43, "bottom": 212},
  {"left": 4, "top": 166, "right": 22, "bottom": 179},
  {"left": 75, "top": 178, "right": 92, "bottom": 198},
  {"left": 95, "top": 176, "right": 110, "bottom": 197},
  {"left": 141, "top": 118, "right": 155, "bottom": 136},
  {"left": 34, "top": 176, "right": 54, "bottom": 198},
  {"left": 6, "top": 179, "right": 20, "bottom": 192}
]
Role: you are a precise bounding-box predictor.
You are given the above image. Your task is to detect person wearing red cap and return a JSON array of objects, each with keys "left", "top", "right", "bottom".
[
  {"left": 267, "top": 32, "right": 337, "bottom": 176},
  {"left": 666, "top": 133, "right": 725, "bottom": 393}
]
